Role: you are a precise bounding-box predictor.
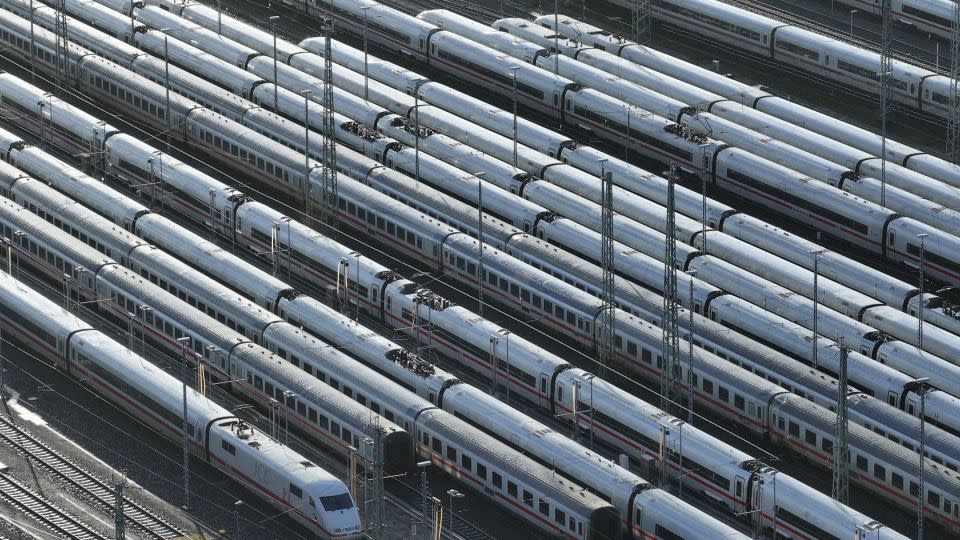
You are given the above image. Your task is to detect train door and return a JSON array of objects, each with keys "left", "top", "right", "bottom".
[
  {"left": 539, "top": 373, "right": 550, "bottom": 408},
  {"left": 734, "top": 475, "right": 747, "bottom": 514}
]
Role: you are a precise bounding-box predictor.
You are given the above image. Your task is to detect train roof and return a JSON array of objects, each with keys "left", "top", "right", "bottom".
[
  {"left": 416, "top": 407, "right": 616, "bottom": 515},
  {"left": 773, "top": 394, "right": 960, "bottom": 490}
]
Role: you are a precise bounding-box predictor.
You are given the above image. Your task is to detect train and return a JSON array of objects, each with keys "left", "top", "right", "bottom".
[
  {"left": 0, "top": 89, "right": 911, "bottom": 540},
  {"left": 1, "top": 7, "right": 952, "bottom": 536},
  {"left": 644, "top": 0, "right": 955, "bottom": 121},
  {"left": 188, "top": 0, "right": 960, "bottom": 288},
  {"left": 0, "top": 177, "right": 632, "bottom": 540},
  {"left": 145, "top": 0, "right": 960, "bottom": 350},
  {"left": 69, "top": 0, "right": 960, "bottom": 433},
  {"left": 0, "top": 269, "right": 364, "bottom": 539}
]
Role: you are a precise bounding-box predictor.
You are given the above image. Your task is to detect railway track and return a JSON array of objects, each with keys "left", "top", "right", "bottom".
[
  {"left": 0, "top": 472, "right": 107, "bottom": 540},
  {"left": 0, "top": 414, "right": 186, "bottom": 540}
]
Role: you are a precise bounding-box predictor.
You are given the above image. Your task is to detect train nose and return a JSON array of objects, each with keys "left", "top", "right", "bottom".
[{"left": 321, "top": 508, "right": 363, "bottom": 537}]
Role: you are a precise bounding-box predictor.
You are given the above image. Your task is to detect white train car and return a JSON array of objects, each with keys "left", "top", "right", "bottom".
[{"left": 0, "top": 268, "right": 363, "bottom": 539}]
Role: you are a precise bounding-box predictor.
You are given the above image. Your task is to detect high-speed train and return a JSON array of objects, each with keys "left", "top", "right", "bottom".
[
  {"left": 0, "top": 111, "right": 752, "bottom": 540},
  {"left": 62, "top": 0, "right": 960, "bottom": 415},
  {"left": 39, "top": 0, "right": 960, "bottom": 460},
  {"left": 84, "top": 0, "right": 952, "bottom": 414},
  {"left": 643, "top": 0, "right": 955, "bottom": 121},
  {"left": 136, "top": 0, "right": 960, "bottom": 346},
  {"left": 0, "top": 84, "right": 914, "bottom": 540},
  {"left": 0, "top": 182, "right": 628, "bottom": 540},
  {"left": 0, "top": 49, "right": 934, "bottom": 540},
  {"left": 3, "top": 0, "right": 956, "bottom": 456},
  {"left": 612, "top": 0, "right": 957, "bottom": 42},
  {"left": 479, "top": 13, "right": 960, "bottom": 220},
  {"left": 1, "top": 7, "right": 952, "bottom": 532},
  {"left": 0, "top": 271, "right": 363, "bottom": 539},
  {"left": 0, "top": 27, "right": 733, "bottom": 536},
  {"left": 0, "top": 40, "right": 950, "bottom": 540},
  {"left": 215, "top": 0, "right": 960, "bottom": 286},
  {"left": 299, "top": 1, "right": 960, "bottom": 286},
  {"left": 530, "top": 13, "right": 960, "bottom": 191}
]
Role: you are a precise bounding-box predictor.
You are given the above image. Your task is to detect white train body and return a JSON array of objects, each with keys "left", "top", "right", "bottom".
[{"left": 0, "top": 271, "right": 362, "bottom": 538}]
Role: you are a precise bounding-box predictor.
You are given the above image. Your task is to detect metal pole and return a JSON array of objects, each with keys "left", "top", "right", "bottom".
[
  {"left": 918, "top": 383, "right": 928, "bottom": 540},
  {"left": 446, "top": 490, "right": 462, "bottom": 534},
  {"left": 233, "top": 500, "right": 243, "bottom": 540},
  {"left": 362, "top": 7, "right": 370, "bottom": 101},
  {"left": 553, "top": 4, "right": 559, "bottom": 75},
  {"left": 918, "top": 233, "right": 927, "bottom": 350},
  {"left": 114, "top": 470, "right": 125, "bottom": 540},
  {"left": 177, "top": 336, "right": 191, "bottom": 511},
  {"left": 414, "top": 82, "right": 421, "bottom": 184},
  {"left": 217, "top": 0, "right": 222, "bottom": 34},
  {"left": 417, "top": 461, "right": 431, "bottom": 539},
  {"left": 504, "top": 332, "right": 510, "bottom": 403},
  {"left": 510, "top": 66, "right": 520, "bottom": 168},
  {"left": 354, "top": 253, "right": 360, "bottom": 323},
  {"left": 811, "top": 250, "right": 825, "bottom": 369},
  {"left": 29, "top": 0, "right": 35, "bottom": 81},
  {"left": 476, "top": 172, "right": 487, "bottom": 316},
  {"left": 303, "top": 90, "right": 311, "bottom": 179},
  {"left": 687, "top": 270, "right": 696, "bottom": 423},
  {"left": 270, "top": 16, "right": 279, "bottom": 113},
  {"left": 700, "top": 145, "right": 709, "bottom": 253},
  {"left": 164, "top": 35, "right": 171, "bottom": 153},
  {"left": 849, "top": 10, "right": 857, "bottom": 37},
  {"left": 489, "top": 337, "right": 498, "bottom": 395}
]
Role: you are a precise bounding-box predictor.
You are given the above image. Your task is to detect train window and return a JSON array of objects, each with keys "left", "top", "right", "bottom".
[
  {"left": 221, "top": 440, "right": 236, "bottom": 455},
  {"left": 856, "top": 455, "right": 868, "bottom": 472},
  {"left": 521, "top": 289, "right": 530, "bottom": 303},
  {"left": 446, "top": 446, "right": 458, "bottom": 462},
  {"left": 910, "top": 481, "right": 920, "bottom": 496},
  {"left": 892, "top": 472, "right": 904, "bottom": 490},
  {"left": 555, "top": 508, "right": 566, "bottom": 525},
  {"left": 432, "top": 437, "right": 442, "bottom": 453},
  {"left": 499, "top": 278, "right": 509, "bottom": 292},
  {"left": 507, "top": 481, "right": 518, "bottom": 497},
  {"left": 734, "top": 395, "right": 745, "bottom": 411},
  {"left": 289, "top": 484, "right": 303, "bottom": 499},
  {"left": 422, "top": 432, "right": 430, "bottom": 446},
  {"left": 523, "top": 490, "right": 534, "bottom": 507},
  {"left": 493, "top": 472, "right": 503, "bottom": 489},
  {"left": 396, "top": 226, "right": 406, "bottom": 240},
  {"left": 461, "top": 454, "right": 472, "bottom": 471},
  {"left": 701, "top": 377, "right": 712, "bottom": 394},
  {"left": 873, "top": 464, "right": 886, "bottom": 481},
  {"left": 543, "top": 300, "right": 553, "bottom": 313},
  {"left": 627, "top": 341, "right": 637, "bottom": 356},
  {"left": 342, "top": 428, "right": 352, "bottom": 443},
  {"left": 476, "top": 462, "right": 486, "bottom": 480},
  {"left": 566, "top": 312, "right": 575, "bottom": 325},
  {"left": 297, "top": 402, "right": 306, "bottom": 416},
  {"left": 929, "top": 491, "right": 941, "bottom": 508},
  {"left": 331, "top": 421, "right": 341, "bottom": 438},
  {"left": 821, "top": 438, "right": 833, "bottom": 453},
  {"left": 945, "top": 498, "right": 952, "bottom": 513},
  {"left": 308, "top": 407, "right": 317, "bottom": 423},
  {"left": 718, "top": 387, "right": 729, "bottom": 403},
  {"left": 253, "top": 375, "right": 263, "bottom": 390},
  {"left": 804, "top": 430, "right": 817, "bottom": 446},
  {"left": 539, "top": 500, "right": 549, "bottom": 516},
  {"left": 788, "top": 421, "right": 800, "bottom": 437},
  {"left": 510, "top": 283, "right": 520, "bottom": 296}
]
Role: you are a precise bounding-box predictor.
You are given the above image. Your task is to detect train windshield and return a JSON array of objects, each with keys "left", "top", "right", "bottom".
[{"left": 318, "top": 493, "right": 354, "bottom": 512}]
